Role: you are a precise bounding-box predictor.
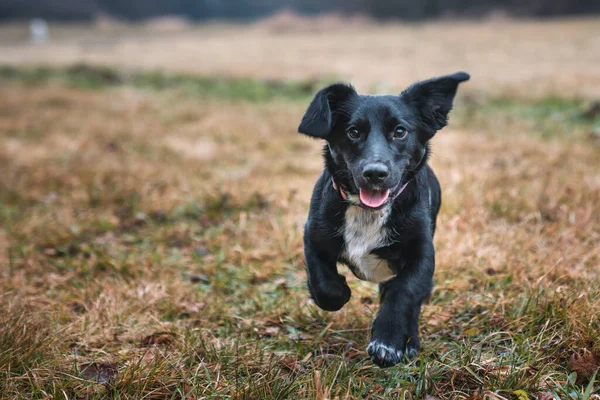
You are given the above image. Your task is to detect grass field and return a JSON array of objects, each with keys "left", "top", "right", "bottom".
[{"left": 1, "top": 19, "right": 600, "bottom": 399}]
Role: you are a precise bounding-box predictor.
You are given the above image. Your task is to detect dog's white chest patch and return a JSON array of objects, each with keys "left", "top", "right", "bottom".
[{"left": 342, "top": 206, "right": 395, "bottom": 283}]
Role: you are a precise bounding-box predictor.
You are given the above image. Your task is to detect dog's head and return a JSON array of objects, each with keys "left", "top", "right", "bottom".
[{"left": 298, "top": 72, "right": 469, "bottom": 210}]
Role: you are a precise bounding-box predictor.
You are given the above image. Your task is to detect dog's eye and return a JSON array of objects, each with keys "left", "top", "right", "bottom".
[
  {"left": 393, "top": 126, "right": 408, "bottom": 139},
  {"left": 347, "top": 127, "right": 361, "bottom": 140}
]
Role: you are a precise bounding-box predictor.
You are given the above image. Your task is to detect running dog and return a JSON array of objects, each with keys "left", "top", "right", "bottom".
[{"left": 298, "top": 72, "right": 470, "bottom": 367}]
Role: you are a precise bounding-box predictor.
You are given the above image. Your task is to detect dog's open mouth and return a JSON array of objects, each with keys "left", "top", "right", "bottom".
[{"left": 359, "top": 188, "right": 390, "bottom": 209}]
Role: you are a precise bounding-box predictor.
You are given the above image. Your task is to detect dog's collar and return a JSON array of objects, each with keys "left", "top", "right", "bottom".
[
  {"left": 331, "top": 177, "right": 411, "bottom": 205},
  {"left": 331, "top": 178, "right": 350, "bottom": 200}
]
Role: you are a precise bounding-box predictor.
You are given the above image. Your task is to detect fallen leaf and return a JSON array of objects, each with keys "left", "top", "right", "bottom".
[
  {"left": 286, "top": 325, "right": 309, "bottom": 340},
  {"left": 141, "top": 332, "right": 176, "bottom": 346},
  {"left": 537, "top": 392, "right": 555, "bottom": 400},
  {"left": 274, "top": 277, "right": 287, "bottom": 288},
  {"left": 512, "top": 389, "right": 529, "bottom": 400},
  {"left": 463, "top": 327, "right": 479, "bottom": 336},
  {"left": 263, "top": 326, "right": 280, "bottom": 336},
  {"left": 314, "top": 370, "right": 330, "bottom": 400},
  {"left": 184, "top": 302, "right": 205, "bottom": 313},
  {"left": 428, "top": 310, "right": 453, "bottom": 327},
  {"left": 569, "top": 349, "right": 600, "bottom": 383},
  {"left": 80, "top": 362, "right": 118, "bottom": 383},
  {"left": 278, "top": 355, "right": 306, "bottom": 373},
  {"left": 424, "top": 396, "right": 441, "bottom": 400},
  {"left": 464, "top": 391, "right": 480, "bottom": 400},
  {"left": 366, "top": 384, "right": 385, "bottom": 399}
]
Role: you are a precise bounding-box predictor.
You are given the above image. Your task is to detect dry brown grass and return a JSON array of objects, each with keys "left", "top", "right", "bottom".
[
  {"left": 0, "top": 19, "right": 599, "bottom": 398},
  {"left": 1, "top": 18, "right": 600, "bottom": 98}
]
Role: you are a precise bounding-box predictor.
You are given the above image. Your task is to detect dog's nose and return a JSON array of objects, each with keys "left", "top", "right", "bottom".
[{"left": 362, "top": 163, "right": 390, "bottom": 184}]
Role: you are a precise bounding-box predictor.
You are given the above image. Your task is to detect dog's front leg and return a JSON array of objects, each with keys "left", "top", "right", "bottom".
[
  {"left": 304, "top": 235, "right": 350, "bottom": 312},
  {"left": 367, "top": 241, "right": 434, "bottom": 367}
]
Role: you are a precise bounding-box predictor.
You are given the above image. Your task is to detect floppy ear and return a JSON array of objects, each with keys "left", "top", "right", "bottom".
[
  {"left": 401, "top": 72, "right": 470, "bottom": 134},
  {"left": 298, "top": 83, "right": 357, "bottom": 138}
]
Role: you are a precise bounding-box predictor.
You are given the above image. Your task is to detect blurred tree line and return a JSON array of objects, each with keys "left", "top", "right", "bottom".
[{"left": 1, "top": 0, "right": 599, "bottom": 21}]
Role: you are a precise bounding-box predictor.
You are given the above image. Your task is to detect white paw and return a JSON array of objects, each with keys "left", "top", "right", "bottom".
[{"left": 366, "top": 340, "right": 404, "bottom": 368}]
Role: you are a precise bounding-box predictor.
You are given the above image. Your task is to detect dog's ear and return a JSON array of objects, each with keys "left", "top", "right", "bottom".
[
  {"left": 401, "top": 72, "right": 470, "bottom": 134},
  {"left": 298, "top": 83, "right": 357, "bottom": 138}
]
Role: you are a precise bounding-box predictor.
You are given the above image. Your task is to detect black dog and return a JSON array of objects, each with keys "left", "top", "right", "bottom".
[{"left": 297, "top": 72, "right": 470, "bottom": 368}]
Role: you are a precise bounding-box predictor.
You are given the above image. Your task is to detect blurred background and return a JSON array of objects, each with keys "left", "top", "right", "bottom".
[
  {"left": 1, "top": 1, "right": 600, "bottom": 399},
  {"left": 2, "top": 0, "right": 600, "bottom": 21},
  {"left": 1, "top": 0, "right": 600, "bottom": 96}
]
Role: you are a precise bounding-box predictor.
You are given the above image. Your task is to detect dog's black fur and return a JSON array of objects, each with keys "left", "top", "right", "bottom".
[{"left": 298, "top": 72, "right": 469, "bottom": 368}]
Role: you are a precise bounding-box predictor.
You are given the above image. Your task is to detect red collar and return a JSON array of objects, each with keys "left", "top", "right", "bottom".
[{"left": 331, "top": 177, "right": 349, "bottom": 200}]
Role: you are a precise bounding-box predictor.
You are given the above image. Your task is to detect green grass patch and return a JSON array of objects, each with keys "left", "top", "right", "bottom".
[
  {"left": 456, "top": 94, "right": 600, "bottom": 138},
  {"left": 3, "top": 64, "right": 598, "bottom": 138},
  {"left": 0, "top": 64, "right": 320, "bottom": 102}
]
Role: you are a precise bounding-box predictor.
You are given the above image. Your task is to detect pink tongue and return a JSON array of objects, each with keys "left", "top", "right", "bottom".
[{"left": 359, "top": 188, "right": 390, "bottom": 208}]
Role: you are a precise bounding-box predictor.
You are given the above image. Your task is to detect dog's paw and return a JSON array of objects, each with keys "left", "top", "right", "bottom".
[
  {"left": 404, "top": 343, "right": 419, "bottom": 359},
  {"left": 309, "top": 277, "right": 351, "bottom": 312},
  {"left": 367, "top": 340, "right": 404, "bottom": 368},
  {"left": 367, "top": 340, "right": 419, "bottom": 368}
]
